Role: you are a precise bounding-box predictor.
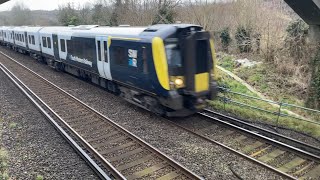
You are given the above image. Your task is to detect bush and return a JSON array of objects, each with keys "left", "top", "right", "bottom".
[
  {"left": 285, "top": 19, "right": 309, "bottom": 60},
  {"left": 219, "top": 27, "right": 232, "bottom": 52},
  {"left": 235, "top": 26, "right": 252, "bottom": 53}
]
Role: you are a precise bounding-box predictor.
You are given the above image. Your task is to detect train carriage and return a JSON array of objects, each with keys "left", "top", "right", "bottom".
[
  {"left": 13, "top": 26, "right": 29, "bottom": 53},
  {"left": 23, "top": 26, "right": 43, "bottom": 57},
  {"left": 3, "top": 26, "right": 15, "bottom": 48},
  {"left": 38, "top": 26, "right": 74, "bottom": 63},
  {"left": 3, "top": 24, "right": 218, "bottom": 117},
  {"left": 0, "top": 26, "right": 4, "bottom": 45}
]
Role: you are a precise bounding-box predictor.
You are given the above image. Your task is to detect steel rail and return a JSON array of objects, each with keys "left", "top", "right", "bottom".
[
  {"left": 165, "top": 118, "right": 297, "bottom": 180},
  {"left": 0, "top": 51, "right": 203, "bottom": 180},
  {"left": 0, "top": 64, "right": 112, "bottom": 180},
  {"left": 198, "top": 112, "right": 320, "bottom": 163},
  {"left": 203, "top": 109, "right": 320, "bottom": 157}
]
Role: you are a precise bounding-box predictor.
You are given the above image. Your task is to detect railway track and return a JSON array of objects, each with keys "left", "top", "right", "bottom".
[
  {"left": 168, "top": 109, "right": 320, "bottom": 179},
  {"left": 0, "top": 51, "right": 202, "bottom": 180}
]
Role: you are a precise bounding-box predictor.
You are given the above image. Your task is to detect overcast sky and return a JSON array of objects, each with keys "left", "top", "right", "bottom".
[{"left": 0, "top": 0, "right": 95, "bottom": 11}]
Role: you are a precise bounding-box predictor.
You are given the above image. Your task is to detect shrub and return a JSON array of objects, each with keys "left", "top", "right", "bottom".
[
  {"left": 284, "top": 19, "right": 309, "bottom": 60},
  {"left": 219, "top": 27, "right": 232, "bottom": 52},
  {"left": 235, "top": 25, "right": 252, "bottom": 53}
]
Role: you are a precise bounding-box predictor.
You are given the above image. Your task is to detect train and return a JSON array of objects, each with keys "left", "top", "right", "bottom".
[{"left": 0, "top": 24, "right": 218, "bottom": 117}]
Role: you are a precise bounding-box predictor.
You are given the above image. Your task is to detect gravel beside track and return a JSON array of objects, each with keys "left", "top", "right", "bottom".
[
  {"left": 0, "top": 46, "right": 286, "bottom": 179},
  {"left": 0, "top": 64, "right": 99, "bottom": 179}
]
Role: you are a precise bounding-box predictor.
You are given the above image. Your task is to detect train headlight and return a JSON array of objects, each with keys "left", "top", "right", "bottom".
[
  {"left": 170, "top": 76, "right": 185, "bottom": 89},
  {"left": 174, "top": 78, "right": 184, "bottom": 86}
]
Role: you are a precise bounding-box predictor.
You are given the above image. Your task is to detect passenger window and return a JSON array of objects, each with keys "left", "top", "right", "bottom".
[
  {"left": 142, "top": 47, "right": 148, "bottom": 74},
  {"left": 19, "top": 34, "right": 21, "bottom": 41},
  {"left": 60, "top": 39, "right": 66, "bottom": 52},
  {"left": 112, "top": 46, "right": 126, "bottom": 66},
  {"left": 42, "top": 37, "right": 47, "bottom": 47},
  {"left": 28, "top": 35, "right": 31, "bottom": 44},
  {"left": 31, "top": 35, "right": 35, "bottom": 45},
  {"left": 47, "top": 37, "right": 51, "bottom": 48},
  {"left": 97, "top": 41, "right": 101, "bottom": 61},
  {"left": 103, "top": 41, "right": 108, "bottom": 62},
  {"left": 22, "top": 35, "right": 24, "bottom": 42}
]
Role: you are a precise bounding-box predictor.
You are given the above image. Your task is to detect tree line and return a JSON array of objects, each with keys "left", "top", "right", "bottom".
[{"left": 57, "top": 0, "right": 176, "bottom": 26}]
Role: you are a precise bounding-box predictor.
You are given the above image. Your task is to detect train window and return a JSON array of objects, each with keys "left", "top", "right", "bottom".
[
  {"left": 112, "top": 46, "right": 126, "bottom": 66},
  {"left": 142, "top": 47, "right": 148, "bottom": 74},
  {"left": 60, "top": 39, "right": 65, "bottom": 52},
  {"left": 103, "top": 41, "right": 108, "bottom": 62},
  {"left": 60, "top": 39, "right": 66, "bottom": 52},
  {"left": 28, "top": 35, "right": 31, "bottom": 44},
  {"left": 47, "top": 37, "right": 51, "bottom": 49},
  {"left": 97, "top": 40, "right": 101, "bottom": 61},
  {"left": 165, "top": 43, "right": 182, "bottom": 68},
  {"left": 196, "top": 40, "right": 209, "bottom": 74},
  {"left": 31, "top": 35, "right": 35, "bottom": 45},
  {"left": 67, "top": 38, "right": 95, "bottom": 62},
  {"left": 22, "top": 35, "right": 24, "bottom": 42},
  {"left": 42, "top": 37, "right": 47, "bottom": 47}
]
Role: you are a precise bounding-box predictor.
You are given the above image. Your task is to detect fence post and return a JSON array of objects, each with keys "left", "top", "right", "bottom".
[
  {"left": 223, "top": 90, "right": 226, "bottom": 111},
  {"left": 276, "top": 102, "right": 283, "bottom": 129}
]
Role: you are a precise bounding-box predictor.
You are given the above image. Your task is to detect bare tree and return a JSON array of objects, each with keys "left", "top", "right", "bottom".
[
  {"left": 10, "top": 3, "right": 32, "bottom": 25},
  {"left": 79, "top": 3, "right": 93, "bottom": 24}
]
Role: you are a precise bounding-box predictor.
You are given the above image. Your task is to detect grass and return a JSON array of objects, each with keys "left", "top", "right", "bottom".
[
  {"left": 36, "top": 175, "right": 44, "bottom": 180},
  {"left": 217, "top": 54, "right": 236, "bottom": 72},
  {"left": 217, "top": 53, "right": 305, "bottom": 106},
  {"left": 210, "top": 69, "right": 320, "bottom": 138},
  {"left": 9, "top": 123, "right": 17, "bottom": 129},
  {"left": 218, "top": 53, "right": 320, "bottom": 121}
]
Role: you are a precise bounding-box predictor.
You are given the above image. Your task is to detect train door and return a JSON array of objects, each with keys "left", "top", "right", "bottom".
[
  {"left": 24, "top": 32, "right": 28, "bottom": 49},
  {"left": 52, "top": 34, "right": 60, "bottom": 60},
  {"left": 96, "top": 36, "right": 112, "bottom": 80}
]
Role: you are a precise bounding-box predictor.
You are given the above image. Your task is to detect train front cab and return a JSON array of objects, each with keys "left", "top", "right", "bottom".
[{"left": 153, "top": 26, "right": 218, "bottom": 117}]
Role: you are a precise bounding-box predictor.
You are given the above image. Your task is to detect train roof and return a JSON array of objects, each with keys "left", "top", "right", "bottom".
[
  {"left": 1, "top": 26, "right": 15, "bottom": 30},
  {"left": 13, "top": 26, "right": 31, "bottom": 32},
  {"left": 1, "top": 24, "right": 203, "bottom": 40},
  {"left": 23, "top": 26, "right": 44, "bottom": 33},
  {"left": 39, "top": 25, "right": 146, "bottom": 37}
]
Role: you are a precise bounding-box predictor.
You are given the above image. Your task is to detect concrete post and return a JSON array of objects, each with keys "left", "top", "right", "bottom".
[{"left": 309, "top": 25, "right": 320, "bottom": 44}]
